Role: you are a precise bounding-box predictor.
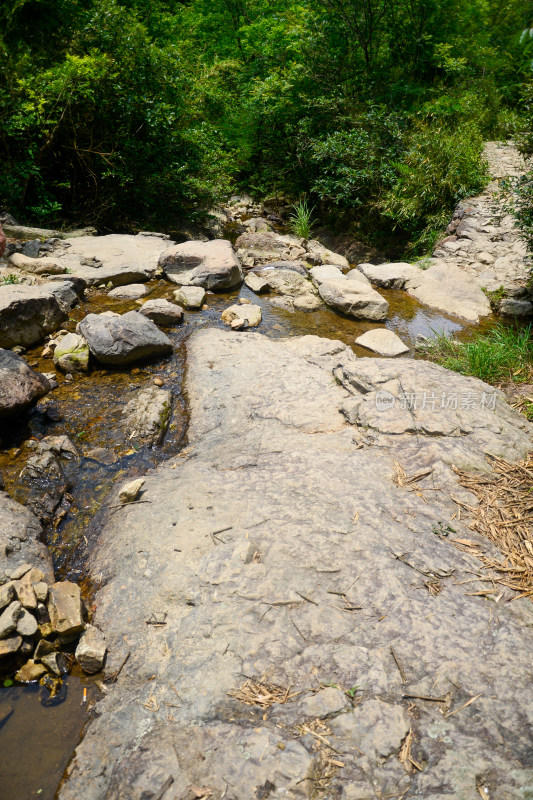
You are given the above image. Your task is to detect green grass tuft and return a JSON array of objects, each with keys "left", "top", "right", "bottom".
[
  {"left": 427, "top": 324, "right": 533, "bottom": 385},
  {"left": 289, "top": 198, "right": 316, "bottom": 239}
]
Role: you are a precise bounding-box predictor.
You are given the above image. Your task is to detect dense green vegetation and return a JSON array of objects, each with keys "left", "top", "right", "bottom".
[{"left": 1, "top": 0, "right": 532, "bottom": 248}]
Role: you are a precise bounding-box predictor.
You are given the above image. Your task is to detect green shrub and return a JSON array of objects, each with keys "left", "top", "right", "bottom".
[{"left": 379, "top": 121, "right": 488, "bottom": 252}]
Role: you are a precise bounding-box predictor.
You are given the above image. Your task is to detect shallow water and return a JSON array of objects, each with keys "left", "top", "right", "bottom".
[
  {"left": 0, "top": 673, "right": 95, "bottom": 800},
  {"left": 0, "top": 268, "right": 494, "bottom": 800}
]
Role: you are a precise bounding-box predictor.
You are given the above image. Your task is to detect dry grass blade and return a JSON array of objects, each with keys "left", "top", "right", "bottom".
[
  {"left": 297, "top": 719, "right": 344, "bottom": 798},
  {"left": 454, "top": 453, "right": 533, "bottom": 598},
  {"left": 399, "top": 727, "right": 423, "bottom": 773},
  {"left": 228, "top": 677, "right": 298, "bottom": 708}
]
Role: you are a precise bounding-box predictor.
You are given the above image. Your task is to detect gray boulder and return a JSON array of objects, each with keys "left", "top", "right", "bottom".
[
  {"left": 108, "top": 284, "right": 149, "bottom": 299},
  {"left": 173, "top": 286, "right": 205, "bottom": 310},
  {"left": 0, "top": 349, "right": 50, "bottom": 417},
  {"left": 0, "top": 601, "right": 21, "bottom": 639},
  {"left": 138, "top": 299, "right": 184, "bottom": 326},
  {"left": 16, "top": 607, "right": 38, "bottom": 636},
  {"left": 77, "top": 311, "right": 172, "bottom": 366},
  {"left": 159, "top": 239, "right": 243, "bottom": 290},
  {"left": 318, "top": 277, "right": 389, "bottom": 320},
  {"left": 0, "top": 284, "right": 68, "bottom": 348},
  {"left": 0, "top": 493, "right": 53, "bottom": 583},
  {"left": 48, "top": 581, "right": 84, "bottom": 637},
  {"left": 309, "top": 264, "right": 343, "bottom": 286},
  {"left": 244, "top": 272, "right": 270, "bottom": 294},
  {"left": 257, "top": 268, "right": 322, "bottom": 311},
  {"left": 358, "top": 261, "right": 417, "bottom": 289},
  {"left": 499, "top": 298, "right": 533, "bottom": 317},
  {"left": 0, "top": 582, "right": 15, "bottom": 611}
]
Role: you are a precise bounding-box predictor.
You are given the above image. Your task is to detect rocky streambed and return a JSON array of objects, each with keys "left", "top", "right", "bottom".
[{"left": 0, "top": 143, "right": 532, "bottom": 800}]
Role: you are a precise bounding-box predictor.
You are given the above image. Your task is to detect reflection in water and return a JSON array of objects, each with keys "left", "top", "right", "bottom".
[{"left": 0, "top": 675, "right": 91, "bottom": 800}]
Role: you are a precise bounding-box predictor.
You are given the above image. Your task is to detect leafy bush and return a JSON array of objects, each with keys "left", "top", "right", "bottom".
[
  {"left": 305, "top": 110, "right": 402, "bottom": 209},
  {"left": 0, "top": 0, "right": 235, "bottom": 227},
  {"left": 379, "top": 121, "right": 488, "bottom": 251}
]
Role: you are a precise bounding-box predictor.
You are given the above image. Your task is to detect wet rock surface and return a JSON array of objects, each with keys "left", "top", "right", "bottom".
[
  {"left": 59, "top": 330, "right": 532, "bottom": 800},
  {"left": 122, "top": 385, "right": 172, "bottom": 446}
]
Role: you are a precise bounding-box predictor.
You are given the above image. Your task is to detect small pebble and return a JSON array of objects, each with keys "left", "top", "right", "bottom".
[
  {"left": 201, "top": 304, "right": 209, "bottom": 310},
  {"left": 45, "top": 405, "right": 63, "bottom": 422},
  {"left": 239, "top": 298, "right": 251, "bottom": 305},
  {"left": 153, "top": 378, "right": 164, "bottom": 387}
]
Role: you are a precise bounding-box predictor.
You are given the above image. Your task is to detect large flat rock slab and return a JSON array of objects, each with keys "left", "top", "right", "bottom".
[
  {"left": 405, "top": 259, "right": 491, "bottom": 322},
  {"left": 54, "top": 233, "right": 173, "bottom": 286},
  {"left": 59, "top": 331, "right": 532, "bottom": 800}
]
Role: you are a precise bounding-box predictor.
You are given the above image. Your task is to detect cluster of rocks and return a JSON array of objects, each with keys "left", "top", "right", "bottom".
[
  {"left": 0, "top": 562, "right": 106, "bottom": 683},
  {"left": 432, "top": 142, "right": 533, "bottom": 317}
]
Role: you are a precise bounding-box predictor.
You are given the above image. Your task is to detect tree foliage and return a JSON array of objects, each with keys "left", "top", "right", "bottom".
[{"left": 0, "top": 0, "right": 531, "bottom": 247}]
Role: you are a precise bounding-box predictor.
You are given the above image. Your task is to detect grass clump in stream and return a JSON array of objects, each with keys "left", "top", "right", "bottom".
[
  {"left": 289, "top": 198, "right": 316, "bottom": 239},
  {"left": 427, "top": 324, "right": 533, "bottom": 385}
]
